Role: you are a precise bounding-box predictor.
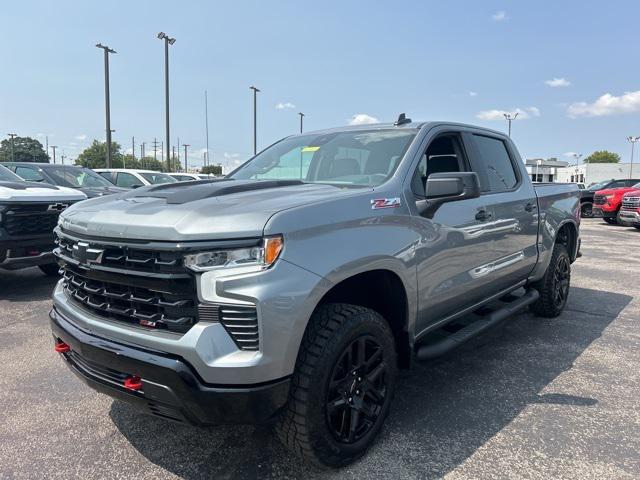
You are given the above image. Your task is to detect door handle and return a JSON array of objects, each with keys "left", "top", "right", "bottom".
[
  {"left": 475, "top": 210, "right": 492, "bottom": 221},
  {"left": 524, "top": 202, "right": 537, "bottom": 212}
]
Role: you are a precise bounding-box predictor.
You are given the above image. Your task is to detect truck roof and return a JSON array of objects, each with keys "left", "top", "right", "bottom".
[{"left": 298, "top": 121, "right": 509, "bottom": 138}]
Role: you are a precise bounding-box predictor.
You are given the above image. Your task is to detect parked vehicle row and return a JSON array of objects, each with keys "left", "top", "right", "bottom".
[
  {"left": 47, "top": 119, "right": 581, "bottom": 467},
  {"left": 587, "top": 179, "right": 640, "bottom": 228},
  {"left": 579, "top": 178, "right": 640, "bottom": 220}
]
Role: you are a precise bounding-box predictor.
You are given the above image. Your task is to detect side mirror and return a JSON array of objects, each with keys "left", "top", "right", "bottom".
[{"left": 416, "top": 172, "right": 481, "bottom": 215}]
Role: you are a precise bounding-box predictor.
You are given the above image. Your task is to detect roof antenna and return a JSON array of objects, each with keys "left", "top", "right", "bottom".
[{"left": 394, "top": 113, "right": 411, "bottom": 126}]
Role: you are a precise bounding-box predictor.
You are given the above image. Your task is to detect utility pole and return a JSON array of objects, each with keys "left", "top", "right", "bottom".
[
  {"left": 96, "top": 43, "right": 116, "bottom": 168},
  {"left": 45, "top": 136, "right": 49, "bottom": 161},
  {"left": 171, "top": 146, "right": 176, "bottom": 172},
  {"left": 298, "top": 112, "right": 305, "bottom": 133},
  {"left": 177, "top": 136, "right": 180, "bottom": 171},
  {"left": 250, "top": 85, "right": 260, "bottom": 155},
  {"left": 157, "top": 32, "right": 176, "bottom": 171},
  {"left": 7, "top": 133, "right": 17, "bottom": 161},
  {"left": 51, "top": 145, "right": 58, "bottom": 164},
  {"left": 131, "top": 137, "right": 135, "bottom": 162},
  {"left": 140, "top": 144, "right": 144, "bottom": 168},
  {"left": 183, "top": 144, "right": 189, "bottom": 172},
  {"left": 503, "top": 112, "right": 518, "bottom": 137},
  {"left": 61, "top": 152, "right": 66, "bottom": 165},
  {"left": 628, "top": 136, "right": 640, "bottom": 178},
  {"left": 204, "top": 90, "right": 210, "bottom": 167},
  {"left": 152, "top": 138, "right": 159, "bottom": 161}
]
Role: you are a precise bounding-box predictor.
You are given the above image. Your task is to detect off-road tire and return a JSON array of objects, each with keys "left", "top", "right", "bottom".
[
  {"left": 580, "top": 201, "right": 593, "bottom": 218},
  {"left": 275, "top": 303, "right": 398, "bottom": 467},
  {"left": 39, "top": 263, "right": 60, "bottom": 277},
  {"left": 530, "top": 243, "right": 571, "bottom": 318}
]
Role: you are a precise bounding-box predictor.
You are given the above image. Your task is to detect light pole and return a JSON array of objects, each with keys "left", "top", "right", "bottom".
[
  {"left": 96, "top": 43, "right": 116, "bottom": 168},
  {"left": 7, "top": 133, "right": 17, "bottom": 161},
  {"left": 183, "top": 144, "right": 189, "bottom": 172},
  {"left": 157, "top": 32, "right": 176, "bottom": 172},
  {"left": 503, "top": 112, "right": 518, "bottom": 137},
  {"left": 51, "top": 145, "right": 58, "bottom": 164},
  {"left": 298, "top": 112, "right": 305, "bottom": 133},
  {"left": 627, "top": 136, "right": 639, "bottom": 178},
  {"left": 250, "top": 86, "right": 260, "bottom": 155},
  {"left": 204, "top": 90, "right": 210, "bottom": 167}
]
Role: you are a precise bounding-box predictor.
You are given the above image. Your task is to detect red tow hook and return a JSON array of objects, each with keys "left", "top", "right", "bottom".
[
  {"left": 54, "top": 341, "right": 71, "bottom": 353},
  {"left": 123, "top": 375, "right": 143, "bottom": 391}
]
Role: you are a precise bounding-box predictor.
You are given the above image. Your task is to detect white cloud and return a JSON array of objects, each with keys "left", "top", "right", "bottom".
[
  {"left": 476, "top": 107, "right": 541, "bottom": 121},
  {"left": 275, "top": 102, "right": 296, "bottom": 110},
  {"left": 468, "top": 91, "right": 478, "bottom": 97},
  {"left": 74, "top": 134, "right": 87, "bottom": 141},
  {"left": 567, "top": 90, "right": 640, "bottom": 118},
  {"left": 564, "top": 152, "right": 578, "bottom": 158},
  {"left": 222, "top": 152, "right": 249, "bottom": 172},
  {"left": 348, "top": 113, "right": 379, "bottom": 125},
  {"left": 545, "top": 77, "right": 571, "bottom": 88},
  {"left": 36, "top": 132, "right": 54, "bottom": 138},
  {"left": 492, "top": 11, "right": 507, "bottom": 21}
]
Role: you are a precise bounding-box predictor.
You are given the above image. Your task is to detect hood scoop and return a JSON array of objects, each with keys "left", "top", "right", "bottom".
[{"left": 127, "top": 179, "right": 305, "bottom": 205}]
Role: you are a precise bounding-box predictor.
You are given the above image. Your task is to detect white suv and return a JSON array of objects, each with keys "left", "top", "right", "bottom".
[{"left": 94, "top": 169, "right": 177, "bottom": 188}]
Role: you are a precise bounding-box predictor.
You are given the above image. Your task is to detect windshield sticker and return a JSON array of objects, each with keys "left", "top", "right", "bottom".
[
  {"left": 301, "top": 146, "right": 320, "bottom": 152},
  {"left": 371, "top": 197, "right": 401, "bottom": 209}
]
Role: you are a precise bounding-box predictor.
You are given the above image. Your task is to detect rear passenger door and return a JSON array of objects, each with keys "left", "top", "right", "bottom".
[{"left": 465, "top": 132, "right": 539, "bottom": 291}]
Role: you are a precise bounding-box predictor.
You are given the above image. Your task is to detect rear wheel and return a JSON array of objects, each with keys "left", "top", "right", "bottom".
[
  {"left": 39, "top": 263, "right": 60, "bottom": 276},
  {"left": 580, "top": 201, "right": 593, "bottom": 218},
  {"left": 276, "top": 303, "right": 397, "bottom": 467},
  {"left": 635, "top": 226, "right": 640, "bottom": 231},
  {"left": 530, "top": 243, "right": 571, "bottom": 318}
]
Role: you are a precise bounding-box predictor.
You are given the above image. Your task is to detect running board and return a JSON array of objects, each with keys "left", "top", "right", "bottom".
[{"left": 416, "top": 289, "right": 539, "bottom": 361}]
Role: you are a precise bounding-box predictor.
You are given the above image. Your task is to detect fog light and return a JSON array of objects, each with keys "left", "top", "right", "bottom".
[
  {"left": 54, "top": 341, "right": 70, "bottom": 353},
  {"left": 123, "top": 375, "right": 143, "bottom": 391}
]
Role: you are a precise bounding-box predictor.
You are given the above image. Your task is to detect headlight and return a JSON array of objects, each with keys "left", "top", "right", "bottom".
[{"left": 184, "top": 235, "right": 284, "bottom": 272}]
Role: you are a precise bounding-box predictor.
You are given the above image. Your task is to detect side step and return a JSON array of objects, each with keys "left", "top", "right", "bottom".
[{"left": 416, "top": 289, "right": 539, "bottom": 361}]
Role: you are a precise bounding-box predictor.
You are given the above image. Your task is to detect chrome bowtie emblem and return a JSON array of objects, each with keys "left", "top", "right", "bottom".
[{"left": 72, "top": 241, "right": 104, "bottom": 265}]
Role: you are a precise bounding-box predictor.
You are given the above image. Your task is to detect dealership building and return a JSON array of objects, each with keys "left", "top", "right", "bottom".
[{"left": 524, "top": 158, "right": 638, "bottom": 185}]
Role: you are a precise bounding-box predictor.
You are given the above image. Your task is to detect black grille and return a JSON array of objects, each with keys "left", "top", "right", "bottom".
[
  {"left": 68, "top": 350, "right": 129, "bottom": 389},
  {"left": 62, "top": 265, "right": 197, "bottom": 333},
  {"left": 3, "top": 203, "right": 64, "bottom": 236},
  {"left": 57, "top": 234, "right": 185, "bottom": 276},
  {"left": 593, "top": 195, "right": 606, "bottom": 205},
  {"left": 199, "top": 304, "right": 259, "bottom": 351},
  {"left": 622, "top": 196, "right": 640, "bottom": 210}
]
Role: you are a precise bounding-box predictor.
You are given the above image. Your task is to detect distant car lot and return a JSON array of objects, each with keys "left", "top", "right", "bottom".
[{"left": 0, "top": 219, "right": 638, "bottom": 479}]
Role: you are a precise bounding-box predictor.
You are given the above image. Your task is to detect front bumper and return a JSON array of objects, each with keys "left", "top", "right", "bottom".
[
  {"left": 618, "top": 210, "right": 640, "bottom": 226},
  {"left": 592, "top": 207, "right": 617, "bottom": 218},
  {"left": 50, "top": 306, "right": 290, "bottom": 425},
  {"left": 0, "top": 235, "right": 56, "bottom": 270}
]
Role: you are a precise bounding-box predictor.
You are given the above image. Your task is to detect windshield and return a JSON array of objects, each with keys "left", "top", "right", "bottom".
[
  {"left": 46, "top": 166, "right": 114, "bottom": 188},
  {"left": 588, "top": 181, "right": 609, "bottom": 191},
  {"left": 633, "top": 182, "right": 640, "bottom": 189},
  {"left": 140, "top": 172, "right": 178, "bottom": 184},
  {"left": 230, "top": 129, "right": 418, "bottom": 187},
  {"left": 0, "top": 165, "right": 22, "bottom": 182}
]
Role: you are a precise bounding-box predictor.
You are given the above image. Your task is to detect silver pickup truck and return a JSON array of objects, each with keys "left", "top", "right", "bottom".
[{"left": 50, "top": 118, "right": 580, "bottom": 466}]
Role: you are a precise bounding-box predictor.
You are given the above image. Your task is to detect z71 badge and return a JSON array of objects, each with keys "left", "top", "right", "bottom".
[{"left": 371, "top": 197, "right": 401, "bottom": 209}]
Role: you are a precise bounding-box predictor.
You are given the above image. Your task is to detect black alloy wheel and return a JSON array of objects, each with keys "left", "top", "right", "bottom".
[{"left": 326, "top": 335, "right": 388, "bottom": 444}]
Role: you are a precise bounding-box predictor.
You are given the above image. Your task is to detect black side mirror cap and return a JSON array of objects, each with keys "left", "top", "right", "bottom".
[{"left": 417, "top": 172, "right": 481, "bottom": 215}]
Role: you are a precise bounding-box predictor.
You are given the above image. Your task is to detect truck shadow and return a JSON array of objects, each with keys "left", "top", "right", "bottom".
[
  {"left": 0, "top": 268, "right": 59, "bottom": 302},
  {"left": 109, "top": 286, "right": 630, "bottom": 479}
]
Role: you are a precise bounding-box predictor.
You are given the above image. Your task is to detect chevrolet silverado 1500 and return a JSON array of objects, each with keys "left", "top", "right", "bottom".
[{"left": 50, "top": 118, "right": 580, "bottom": 466}]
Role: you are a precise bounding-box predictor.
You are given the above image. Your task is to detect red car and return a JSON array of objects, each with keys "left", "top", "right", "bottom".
[
  {"left": 592, "top": 181, "right": 640, "bottom": 224},
  {"left": 618, "top": 188, "right": 640, "bottom": 229}
]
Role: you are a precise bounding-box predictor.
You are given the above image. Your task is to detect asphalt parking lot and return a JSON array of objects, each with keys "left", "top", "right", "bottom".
[{"left": 1, "top": 219, "right": 639, "bottom": 479}]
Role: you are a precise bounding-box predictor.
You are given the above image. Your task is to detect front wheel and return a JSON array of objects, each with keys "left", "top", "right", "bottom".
[
  {"left": 530, "top": 243, "right": 571, "bottom": 318},
  {"left": 276, "top": 304, "right": 397, "bottom": 467},
  {"left": 580, "top": 201, "right": 593, "bottom": 218},
  {"left": 603, "top": 217, "right": 617, "bottom": 225}
]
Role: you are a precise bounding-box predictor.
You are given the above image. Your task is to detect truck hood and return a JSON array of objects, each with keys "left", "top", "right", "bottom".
[
  {"left": 59, "top": 179, "right": 363, "bottom": 241},
  {"left": 0, "top": 181, "right": 87, "bottom": 202},
  {"left": 596, "top": 187, "right": 636, "bottom": 196},
  {"left": 622, "top": 188, "right": 640, "bottom": 198},
  {"left": 77, "top": 185, "right": 129, "bottom": 198}
]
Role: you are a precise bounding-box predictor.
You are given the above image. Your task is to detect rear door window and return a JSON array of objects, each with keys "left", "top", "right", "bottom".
[
  {"left": 15, "top": 166, "right": 45, "bottom": 182},
  {"left": 471, "top": 135, "right": 518, "bottom": 193},
  {"left": 116, "top": 172, "right": 141, "bottom": 188}
]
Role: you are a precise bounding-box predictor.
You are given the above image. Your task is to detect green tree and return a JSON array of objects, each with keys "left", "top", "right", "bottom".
[
  {"left": 0, "top": 136, "right": 48, "bottom": 162},
  {"left": 201, "top": 164, "right": 223, "bottom": 175},
  {"left": 584, "top": 150, "right": 620, "bottom": 164},
  {"left": 75, "top": 140, "right": 123, "bottom": 169}
]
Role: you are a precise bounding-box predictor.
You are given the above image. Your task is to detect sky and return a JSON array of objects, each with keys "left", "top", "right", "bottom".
[{"left": 2, "top": 1, "right": 640, "bottom": 172}]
